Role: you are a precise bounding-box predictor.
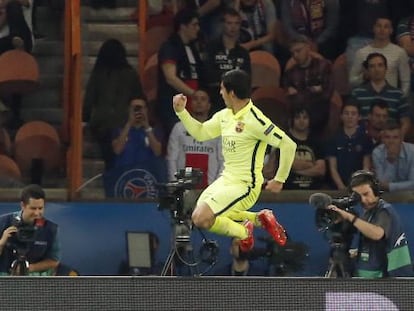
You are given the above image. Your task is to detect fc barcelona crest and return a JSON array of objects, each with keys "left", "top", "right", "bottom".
[{"left": 235, "top": 121, "right": 245, "bottom": 133}]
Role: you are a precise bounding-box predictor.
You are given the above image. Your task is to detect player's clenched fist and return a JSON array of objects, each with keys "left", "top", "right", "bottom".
[{"left": 173, "top": 93, "right": 187, "bottom": 113}]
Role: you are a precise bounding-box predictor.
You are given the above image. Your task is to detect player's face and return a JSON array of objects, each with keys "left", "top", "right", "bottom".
[
  {"left": 21, "top": 198, "right": 45, "bottom": 224},
  {"left": 220, "top": 82, "right": 232, "bottom": 108},
  {"left": 352, "top": 184, "right": 378, "bottom": 210}
]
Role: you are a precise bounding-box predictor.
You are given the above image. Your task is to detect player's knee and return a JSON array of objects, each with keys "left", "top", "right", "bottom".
[{"left": 192, "top": 211, "right": 214, "bottom": 229}]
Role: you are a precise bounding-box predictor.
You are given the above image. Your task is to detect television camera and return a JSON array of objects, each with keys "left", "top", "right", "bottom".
[
  {"left": 309, "top": 192, "right": 359, "bottom": 277},
  {"left": 8, "top": 215, "right": 38, "bottom": 276},
  {"left": 157, "top": 167, "right": 219, "bottom": 276}
]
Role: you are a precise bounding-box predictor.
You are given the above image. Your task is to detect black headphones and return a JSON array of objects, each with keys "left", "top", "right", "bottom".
[{"left": 349, "top": 170, "right": 381, "bottom": 197}]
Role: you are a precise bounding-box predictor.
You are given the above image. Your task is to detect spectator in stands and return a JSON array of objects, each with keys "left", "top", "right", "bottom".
[
  {"left": 0, "top": 184, "right": 60, "bottom": 276},
  {"left": 83, "top": 38, "right": 145, "bottom": 170},
  {"left": 343, "top": 0, "right": 389, "bottom": 67},
  {"left": 372, "top": 120, "right": 414, "bottom": 192},
  {"left": 264, "top": 105, "right": 326, "bottom": 189},
  {"left": 112, "top": 98, "right": 163, "bottom": 169},
  {"left": 325, "top": 101, "right": 373, "bottom": 190},
  {"left": 234, "top": 0, "right": 278, "bottom": 53},
  {"left": 175, "top": 0, "right": 227, "bottom": 41},
  {"left": 283, "top": 35, "right": 334, "bottom": 136},
  {"left": 280, "top": 0, "right": 340, "bottom": 60},
  {"left": 0, "top": 0, "right": 32, "bottom": 53},
  {"left": 351, "top": 52, "right": 411, "bottom": 138},
  {"left": 349, "top": 17, "right": 410, "bottom": 98},
  {"left": 0, "top": 100, "right": 10, "bottom": 156},
  {"left": 167, "top": 89, "right": 223, "bottom": 188},
  {"left": 204, "top": 7, "right": 251, "bottom": 113},
  {"left": 364, "top": 100, "right": 389, "bottom": 147},
  {"left": 329, "top": 170, "right": 413, "bottom": 278},
  {"left": 396, "top": 13, "right": 414, "bottom": 102},
  {"left": 157, "top": 8, "right": 204, "bottom": 137}
]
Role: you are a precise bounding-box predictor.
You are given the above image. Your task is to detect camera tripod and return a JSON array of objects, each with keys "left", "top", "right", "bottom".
[
  {"left": 325, "top": 242, "right": 351, "bottom": 278},
  {"left": 10, "top": 247, "right": 30, "bottom": 276},
  {"left": 161, "top": 216, "right": 199, "bottom": 276}
]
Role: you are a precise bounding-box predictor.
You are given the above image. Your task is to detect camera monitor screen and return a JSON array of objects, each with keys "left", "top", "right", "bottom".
[{"left": 126, "top": 232, "right": 152, "bottom": 269}]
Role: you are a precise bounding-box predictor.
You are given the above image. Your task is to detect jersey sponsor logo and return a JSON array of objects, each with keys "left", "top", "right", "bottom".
[
  {"left": 235, "top": 121, "right": 245, "bottom": 133},
  {"left": 114, "top": 169, "right": 158, "bottom": 199},
  {"left": 223, "top": 137, "right": 236, "bottom": 152},
  {"left": 264, "top": 124, "right": 275, "bottom": 135}
]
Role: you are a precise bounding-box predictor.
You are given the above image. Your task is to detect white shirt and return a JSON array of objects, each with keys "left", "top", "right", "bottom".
[{"left": 167, "top": 121, "right": 224, "bottom": 186}]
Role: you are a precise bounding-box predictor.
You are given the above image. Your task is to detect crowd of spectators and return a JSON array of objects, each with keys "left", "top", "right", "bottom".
[{"left": 79, "top": 0, "right": 414, "bottom": 194}]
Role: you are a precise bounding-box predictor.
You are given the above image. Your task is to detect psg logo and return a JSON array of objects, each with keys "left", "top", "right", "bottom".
[{"left": 114, "top": 168, "right": 158, "bottom": 199}]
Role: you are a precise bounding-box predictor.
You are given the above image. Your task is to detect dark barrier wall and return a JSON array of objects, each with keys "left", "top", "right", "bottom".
[
  {"left": 0, "top": 202, "right": 413, "bottom": 276},
  {"left": 0, "top": 277, "right": 413, "bottom": 310}
]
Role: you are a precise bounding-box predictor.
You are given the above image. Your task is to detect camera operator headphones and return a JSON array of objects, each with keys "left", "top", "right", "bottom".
[{"left": 349, "top": 170, "right": 381, "bottom": 197}]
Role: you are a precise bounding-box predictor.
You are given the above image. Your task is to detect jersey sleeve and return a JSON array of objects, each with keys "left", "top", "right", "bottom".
[{"left": 176, "top": 109, "right": 221, "bottom": 141}]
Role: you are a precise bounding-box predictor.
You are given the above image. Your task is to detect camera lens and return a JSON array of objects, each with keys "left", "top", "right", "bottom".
[{"left": 134, "top": 106, "right": 142, "bottom": 113}]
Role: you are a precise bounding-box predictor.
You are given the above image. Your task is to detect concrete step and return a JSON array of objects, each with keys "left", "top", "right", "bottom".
[
  {"left": 38, "top": 74, "right": 63, "bottom": 90},
  {"left": 83, "top": 23, "right": 139, "bottom": 42},
  {"left": 83, "top": 55, "right": 138, "bottom": 74},
  {"left": 81, "top": 6, "right": 136, "bottom": 23},
  {"left": 82, "top": 0, "right": 138, "bottom": 8},
  {"left": 83, "top": 158, "right": 105, "bottom": 178},
  {"left": 21, "top": 107, "right": 63, "bottom": 124},
  {"left": 83, "top": 140, "right": 102, "bottom": 159},
  {"left": 32, "top": 40, "right": 64, "bottom": 56},
  {"left": 22, "top": 88, "right": 61, "bottom": 108},
  {"left": 36, "top": 56, "right": 64, "bottom": 75},
  {"left": 84, "top": 40, "right": 139, "bottom": 57}
]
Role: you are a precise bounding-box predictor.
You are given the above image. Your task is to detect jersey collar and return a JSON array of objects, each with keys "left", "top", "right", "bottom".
[{"left": 233, "top": 99, "right": 253, "bottom": 119}]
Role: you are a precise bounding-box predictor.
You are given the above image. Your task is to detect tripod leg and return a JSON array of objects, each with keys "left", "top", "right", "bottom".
[{"left": 161, "top": 248, "right": 176, "bottom": 276}]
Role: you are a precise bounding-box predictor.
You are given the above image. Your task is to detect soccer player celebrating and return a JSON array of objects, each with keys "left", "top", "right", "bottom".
[{"left": 172, "top": 69, "right": 296, "bottom": 252}]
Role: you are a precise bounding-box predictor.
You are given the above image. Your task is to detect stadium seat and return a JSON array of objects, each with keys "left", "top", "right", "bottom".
[
  {"left": 332, "top": 53, "right": 351, "bottom": 96},
  {"left": 15, "top": 120, "right": 60, "bottom": 144},
  {"left": 142, "top": 53, "right": 158, "bottom": 102},
  {"left": 0, "top": 50, "right": 39, "bottom": 96},
  {"left": 250, "top": 51, "right": 281, "bottom": 89},
  {"left": 252, "top": 86, "right": 289, "bottom": 130},
  {"left": 0, "top": 154, "right": 21, "bottom": 181},
  {"left": 144, "top": 25, "right": 173, "bottom": 61},
  {"left": 14, "top": 121, "right": 62, "bottom": 174},
  {"left": 322, "top": 91, "right": 343, "bottom": 140}
]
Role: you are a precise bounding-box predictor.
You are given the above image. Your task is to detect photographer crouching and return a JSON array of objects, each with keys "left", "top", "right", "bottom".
[
  {"left": 328, "top": 170, "right": 413, "bottom": 278},
  {"left": 0, "top": 185, "right": 60, "bottom": 276}
]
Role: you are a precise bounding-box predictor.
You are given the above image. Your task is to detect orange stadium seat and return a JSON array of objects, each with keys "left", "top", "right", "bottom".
[
  {"left": 252, "top": 86, "right": 289, "bottom": 130},
  {"left": 250, "top": 51, "right": 281, "bottom": 89},
  {"left": 0, "top": 154, "right": 21, "bottom": 181},
  {"left": 0, "top": 50, "right": 39, "bottom": 96},
  {"left": 142, "top": 53, "right": 158, "bottom": 102},
  {"left": 144, "top": 25, "right": 173, "bottom": 62},
  {"left": 14, "top": 121, "right": 62, "bottom": 174},
  {"left": 332, "top": 53, "right": 351, "bottom": 96},
  {"left": 322, "top": 91, "right": 343, "bottom": 140}
]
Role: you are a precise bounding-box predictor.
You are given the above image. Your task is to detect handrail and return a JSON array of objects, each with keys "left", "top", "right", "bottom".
[
  {"left": 63, "top": 0, "right": 82, "bottom": 200},
  {"left": 137, "top": 1, "right": 148, "bottom": 78}
]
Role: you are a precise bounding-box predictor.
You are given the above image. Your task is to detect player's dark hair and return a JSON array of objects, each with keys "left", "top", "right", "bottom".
[{"left": 221, "top": 69, "right": 251, "bottom": 99}]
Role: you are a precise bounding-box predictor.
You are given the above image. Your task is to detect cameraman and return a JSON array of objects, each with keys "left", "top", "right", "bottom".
[
  {"left": 0, "top": 184, "right": 60, "bottom": 275},
  {"left": 328, "top": 170, "right": 413, "bottom": 278}
]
